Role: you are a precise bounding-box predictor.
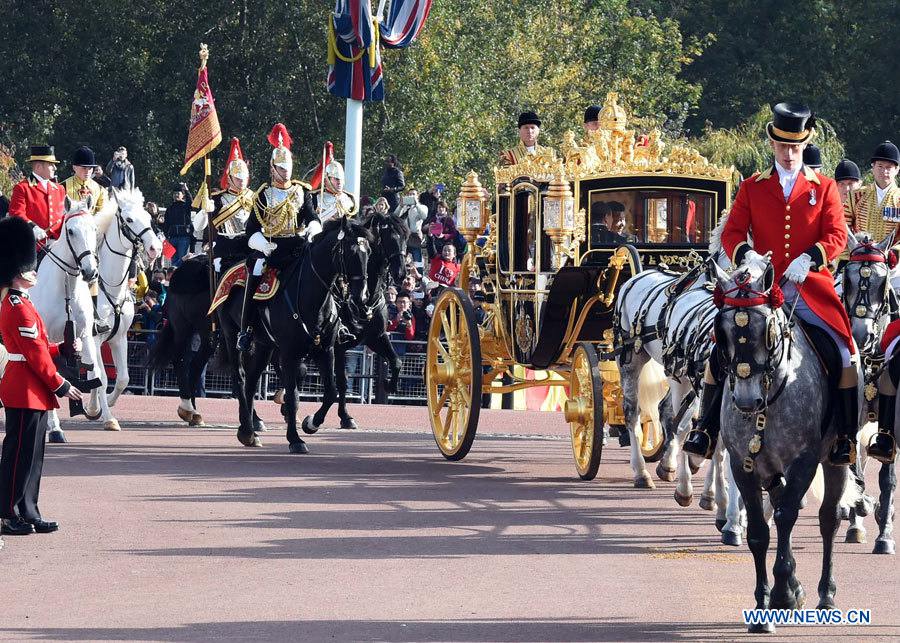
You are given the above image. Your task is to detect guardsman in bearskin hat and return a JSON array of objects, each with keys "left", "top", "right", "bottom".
[
  {"left": 499, "top": 111, "right": 555, "bottom": 167},
  {"left": 209, "top": 138, "right": 254, "bottom": 274},
  {"left": 236, "top": 124, "right": 321, "bottom": 352},
  {"left": 309, "top": 142, "right": 357, "bottom": 225},
  {"left": 684, "top": 102, "right": 860, "bottom": 466},
  {"left": 845, "top": 141, "right": 900, "bottom": 237},
  {"left": 0, "top": 216, "right": 82, "bottom": 538},
  {"left": 7, "top": 145, "right": 67, "bottom": 248},
  {"left": 834, "top": 159, "right": 862, "bottom": 207}
]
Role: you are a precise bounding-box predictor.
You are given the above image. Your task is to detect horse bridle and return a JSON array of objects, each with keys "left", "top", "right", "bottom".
[
  {"left": 842, "top": 243, "right": 891, "bottom": 351},
  {"left": 97, "top": 205, "right": 153, "bottom": 320},
  {"left": 42, "top": 210, "right": 95, "bottom": 277},
  {"left": 308, "top": 227, "right": 371, "bottom": 320}
]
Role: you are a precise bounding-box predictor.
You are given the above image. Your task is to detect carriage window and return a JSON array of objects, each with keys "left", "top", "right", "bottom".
[{"left": 587, "top": 189, "right": 715, "bottom": 247}]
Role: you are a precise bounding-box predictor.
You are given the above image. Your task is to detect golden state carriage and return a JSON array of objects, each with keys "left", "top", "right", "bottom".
[{"left": 426, "top": 93, "right": 734, "bottom": 479}]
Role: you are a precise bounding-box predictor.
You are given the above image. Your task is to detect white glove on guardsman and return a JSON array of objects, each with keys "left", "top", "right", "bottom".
[
  {"left": 305, "top": 220, "right": 323, "bottom": 242},
  {"left": 741, "top": 249, "right": 768, "bottom": 273},
  {"left": 783, "top": 253, "right": 814, "bottom": 284},
  {"left": 248, "top": 231, "right": 277, "bottom": 257},
  {"left": 32, "top": 224, "right": 47, "bottom": 242}
]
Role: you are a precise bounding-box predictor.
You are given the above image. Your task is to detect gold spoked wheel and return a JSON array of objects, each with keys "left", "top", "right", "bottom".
[
  {"left": 640, "top": 414, "right": 666, "bottom": 462},
  {"left": 565, "top": 343, "right": 604, "bottom": 480},
  {"left": 426, "top": 287, "right": 482, "bottom": 460}
]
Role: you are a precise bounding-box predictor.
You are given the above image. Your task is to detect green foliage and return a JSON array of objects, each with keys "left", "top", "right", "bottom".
[
  {"left": 0, "top": 0, "right": 703, "bottom": 201},
  {"left": 694, "top": 106, "right": 845, "bottom": 180}
]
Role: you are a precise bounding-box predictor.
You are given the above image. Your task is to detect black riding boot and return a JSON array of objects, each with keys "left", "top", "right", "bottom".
[
  {"left": 828, "top": 386, "right": 859, "bottom": 466},
  {"left": 237, "top": 271, "right": 261, "bottom": 352},
  {"left": 683, "top": 380, "right": 725, "bottom": 459},
  {"left": 869, "top": 392, "right": 897, "bottom": 464}
]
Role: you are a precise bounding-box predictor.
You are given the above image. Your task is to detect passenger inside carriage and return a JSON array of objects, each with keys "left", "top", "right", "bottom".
[{"left": 587, "top": 189, "right": 712, "bottom": 248}]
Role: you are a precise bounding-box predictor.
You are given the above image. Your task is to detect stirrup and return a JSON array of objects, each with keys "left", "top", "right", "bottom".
[
  {"left": 868, "top": 431, "right": 897, "bottom": 464},
  {"left": 683, "top": 427, "right": 715, "bottom": 459},
  {"left": 828, "top": 437, "right": 855, "bottom": 467}
]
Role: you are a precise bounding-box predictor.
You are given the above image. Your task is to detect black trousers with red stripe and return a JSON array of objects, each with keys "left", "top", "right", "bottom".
[{"left": 0, "top": 407, "right": 48, "bottom": 521}]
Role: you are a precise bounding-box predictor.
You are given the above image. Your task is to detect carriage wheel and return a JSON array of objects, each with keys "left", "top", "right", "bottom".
[
  {"left": 426, "top": 287, "right": 482, "bottom": 461},
  {"left": 640, "top": 415, "right": 666, "bottom": 462},
  {"left": 565, "top": 343, "right": 604, "bottom": 480}
]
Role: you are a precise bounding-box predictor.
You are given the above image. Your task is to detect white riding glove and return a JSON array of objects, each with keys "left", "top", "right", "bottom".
[
  {"left": 248, "top": 231, "right": 277, "bottom": 257},
  {"left": 783, "top": 253, "right": 814, "bottom": 284},
  {"left": 741, "top": 249, "right": 768, "bottom": 272},
  {"left": 305, "top": 220, "right": 323, "bottom": 241},
  {"left": 32, "top": 225, "right": 47, "bottom": 242}
]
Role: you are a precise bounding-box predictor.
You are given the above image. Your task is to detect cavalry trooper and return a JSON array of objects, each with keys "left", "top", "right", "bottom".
[
  {"left": 834, "top": 159, "right": 862, "bottom": 207},
  {"left": 684, "top": 102, "right": 860, "bottom": 466},
  {"left": 7, "top": 145, "right": 66, "bottom": 250},
  {"left": 62, "top": 146, "right": 108, "bottom": 333},
  {"left": 314, "top": 159, "right": 357, "bottom": 225},
  {"left": 236, "top": 124, "right": 321, "bottom": 352},
  {"left": 499, "top": 111, "right": 554, "bottom": 166},
  {"left": 845, "top": 141, "right": 900, "bottom": 238},
  {"left": 209, "top": 137, "right": 253, "bottom": 274}
]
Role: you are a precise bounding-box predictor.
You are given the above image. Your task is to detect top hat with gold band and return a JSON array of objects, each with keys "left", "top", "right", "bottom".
[
  {"left": 27, "top": 144, "right": 59, "bottom": 164},
  {"left": 766, "top": 103, "right": 816, "bottom": 145}
]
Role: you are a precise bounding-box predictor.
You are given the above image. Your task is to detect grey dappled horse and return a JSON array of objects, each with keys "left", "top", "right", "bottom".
[{"left": 714, "top": 260, "right": 861, "bottom": 633}]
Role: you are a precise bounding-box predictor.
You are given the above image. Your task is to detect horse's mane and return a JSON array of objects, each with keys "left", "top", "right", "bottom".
[
  {"left": 95, "top": 188, "right": 145, "bottom": 237},
  {"left": 321, "top": 217, "right": 375, "bottom": 245},
  {"left": 363, "top": 210, "right": 410, "bottom": 240},
  {"left": 94, "top": 195, "right": 118, "bottom": 236}
]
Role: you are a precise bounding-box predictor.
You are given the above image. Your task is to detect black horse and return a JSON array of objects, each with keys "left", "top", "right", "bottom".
[
  {"left": 216, "top": 217, "right": 373, "bottom": 453},
  {"left": 303, "top": 210, "right": 409, "bottom": 432}
]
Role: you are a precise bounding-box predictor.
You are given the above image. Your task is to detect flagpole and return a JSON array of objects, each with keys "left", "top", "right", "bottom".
[{"left": 344, "top": 99, "right": 363, "bottom": 200}]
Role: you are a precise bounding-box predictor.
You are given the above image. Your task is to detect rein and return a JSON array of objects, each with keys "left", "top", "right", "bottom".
[{"left": 96, "top": 207, "right": 151, "bottom": 336}]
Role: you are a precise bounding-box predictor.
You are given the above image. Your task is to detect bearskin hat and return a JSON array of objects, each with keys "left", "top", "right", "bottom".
[{"left": 0, "top": 216, "right": 38, "bottom": 286}]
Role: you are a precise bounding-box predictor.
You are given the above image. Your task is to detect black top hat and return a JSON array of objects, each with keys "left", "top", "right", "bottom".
[
  {"left": 0, "top": 216, "right": 38, "bottom": 286},
  {"left": 766, "top": 102, "right": 816, "bottom": 144},
  {"left": 71, "top": 146, "right": 98, "bottom": 167},
  {"left": 870, "top": 141, "right": 900, "bottom": 165},
  {"left": 584, "top": 105, "right": 601, "bottom": 124},
  {"left": 834, "top": 159, "right": 861, "bottom": 182},
  {"left": 517, "top": 111, "right": 541, "bottom": 128},
  {"left": 802, "top": 144, "right": 823, "bottom": 169},
  {"left": 27, "top": 144, "right": 59, "bottom": 164}
]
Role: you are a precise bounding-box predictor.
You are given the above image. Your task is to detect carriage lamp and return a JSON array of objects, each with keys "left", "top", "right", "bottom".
[
  {"left": 455, "top": 170, "right": 489, "bottom": 243},
  {"left": 543, "top": 164, "right": 584, "bottom": 269}
]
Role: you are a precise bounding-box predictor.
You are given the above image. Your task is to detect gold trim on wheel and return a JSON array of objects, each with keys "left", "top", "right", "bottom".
[
  {"left": 566, "top": 343, "right": 603, "bottom": 480},
  {"left": 427, "top": 288, "right": 482, "bottom": 460}
]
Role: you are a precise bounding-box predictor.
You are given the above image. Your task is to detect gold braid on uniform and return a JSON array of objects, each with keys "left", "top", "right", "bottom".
[{"left": 253, "top": 183, "right": 299, "bottom": 237}]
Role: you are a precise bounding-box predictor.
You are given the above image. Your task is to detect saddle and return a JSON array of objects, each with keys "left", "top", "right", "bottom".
[{"left": 208, "top": 263, "right": 280, "bottom": 314}]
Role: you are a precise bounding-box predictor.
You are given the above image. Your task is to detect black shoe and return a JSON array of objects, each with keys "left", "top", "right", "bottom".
[
  {"left": 28, "top": 519, "right": 59, "bottom": 534},
  {"left": 828, "top": 436, "right": 855, "bottom": 466},
  {"left": 1, "top": 517, "right": 35, "bottom": 535},
  {"left": 683, "top": 427, "right": 714, "bottom": 458},
  {"left": 236, "top": 330, "right": 253, "bottom": 353},
  {"left": 868, "top": 431, "right": 896, "bottom": 464}
]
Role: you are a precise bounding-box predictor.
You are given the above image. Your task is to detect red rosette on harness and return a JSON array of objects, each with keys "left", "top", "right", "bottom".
[{"left": 715, "top": 281, "right": 784, "bottom": 309}]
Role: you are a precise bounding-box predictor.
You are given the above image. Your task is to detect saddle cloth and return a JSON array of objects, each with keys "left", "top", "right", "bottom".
[{"left": 208, "top": 263, "right": 280, "bottom": 315}]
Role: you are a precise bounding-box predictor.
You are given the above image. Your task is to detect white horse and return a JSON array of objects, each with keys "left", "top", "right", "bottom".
[
  {"left": 29, "top": 196, "right": 101, "bottom": 441},
  {"left": 85, "top": 188, "right": 162, "bottom": 419}
]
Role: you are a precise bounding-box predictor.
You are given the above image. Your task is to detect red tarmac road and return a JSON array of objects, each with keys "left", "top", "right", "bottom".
[{"left": 0, "top": 396, "right": 897, "bottom": 641}]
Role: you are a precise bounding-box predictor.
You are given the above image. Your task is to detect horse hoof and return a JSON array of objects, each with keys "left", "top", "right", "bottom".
[
  {"left": 103, "top": 419, "right": 121, "bottom": 432},
  {"left": 872, "top": 539, "right": 895, "bottom": 555},
  {"left": 839, "top": 505, "right": 851, "bottom": 521},
  {"left": 189, "top": 413, "right": 204, "bottom": 427},
  {"left": 845, "top": 527, "right": 866, "bottom": 544},
  {"left": 301, "top": 416, "right": 320, "bottom": 435},
  {"left": 289, "top": 441, "right": 310, "bottom": 454},
  {"left": 721, "top": 530, "right": 742, "bottom": 547},
  {"left": 715, "top": 518, "right": 727, "bottom": 533},
  {"left": 633, "top": 474, "right": 655, "bottom": 489},
  {"left": 47, "top": 430, "right": 68, "bottom": 444},
  {"left": 237, "top": 431, "right": 261, "bottom": 448},
  {"left": 84, "top": 407, "right": 102, "bottom": 421},
  {"left": 817, "top": 598, "right": 836, "bottom": 611},
  {"left": 655, "top": 462, "right": 676, "bottom": 482},
  {"left": 674, "top": 491, "right": 693, "bottom": 507},
  {"left": 699, "top": 494, "right": 716, "bottom": 512},
  {"left": 339, "top": 418, "right": 359, "bottom": 430},
  {"left": 177, "top": 407, "right": 194, "bottom": 424},
  {"left": 747, "top": 622, "right": 775, "bottom": 634}
]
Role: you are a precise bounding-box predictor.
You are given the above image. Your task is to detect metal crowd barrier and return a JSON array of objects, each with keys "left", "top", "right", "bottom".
[{"left": 109, "top": 330, "right": 427, "bottom": 405}]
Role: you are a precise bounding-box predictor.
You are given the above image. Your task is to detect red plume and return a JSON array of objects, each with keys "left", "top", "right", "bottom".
[
  {"left": 219, "top": 137, "right": 246, "bottom": 190},
  {"left": 267, "top": 123, "right": 293, "bottom": 150},
  {"left": 310, "top": 141, "right": 335, "bottom": 190}
]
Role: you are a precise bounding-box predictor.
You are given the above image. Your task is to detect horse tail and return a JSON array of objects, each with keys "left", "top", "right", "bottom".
[
  {"left": 638, "top": 360, "right": 668, "bottom": 421},
  {"left": 146, "top": 319, "right": 178, "bottom": 371}
]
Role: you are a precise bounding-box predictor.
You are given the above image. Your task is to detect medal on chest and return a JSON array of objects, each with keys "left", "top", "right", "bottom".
[{"left": 809, "top": 188, "right": 816, "bottom": 206}]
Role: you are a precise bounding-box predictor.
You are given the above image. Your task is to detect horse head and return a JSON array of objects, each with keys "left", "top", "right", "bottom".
[
  {"left": 313, "top": 217, "right": 374, "bottom": 315},
  {"left": 713, "top": 258, "right": 790, "bottom": 414},
  {"left": 112, "top": 188, "right": 163, "bottom": 261},
  {"left": 842, "top": 229, "right": 896, "bottom": 354},
  {"left": 365, "top": 210, "right": 409, "bottom": 286},
  {"left": 61, "top": 195, "right": 99, "bottom": 282}
]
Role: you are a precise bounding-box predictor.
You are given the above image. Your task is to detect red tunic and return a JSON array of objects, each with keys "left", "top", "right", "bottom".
[
  {"left": 0, "top": 290, "right": 66, "bottom": 410},
  {"left": 7, "top": 176, "right": 66, "bottom": 245},
  {"left": 722, "top": 165, "right": 854, "bottom": 353}
]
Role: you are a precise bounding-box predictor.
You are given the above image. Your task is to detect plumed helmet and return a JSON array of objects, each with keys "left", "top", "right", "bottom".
[
  {"left": 267, "top": 123, "right": 293, "bottom": 173},
  {"left": 220, "top": 137, "right": 249, "bottom": 190},
  {"left": 0, "top": 216, "right": 38, "bottom": 286},
  {"left": 325, "top": 159, "right": 345, "bottom": 183}
]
